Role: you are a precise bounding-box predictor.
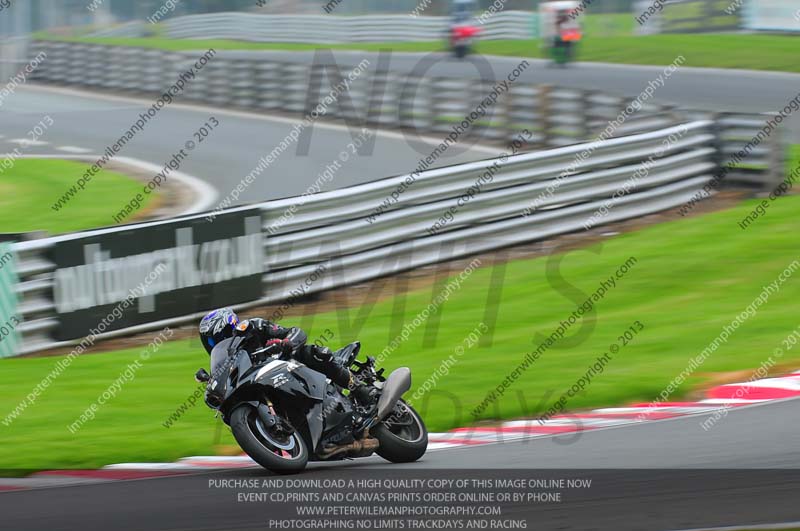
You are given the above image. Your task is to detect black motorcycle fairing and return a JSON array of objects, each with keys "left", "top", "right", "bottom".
[
  {"left": 246, "top": 359, "right": 329, "bottom": 452},
  {"left": 319, "top": 383, "right": 356, "bottom": 448},
  {"left": 331, "top": 341, "right": 361, "bottom": 367},
  {"left": 251, "top": 359, "right": 326, "bottom": 401}
]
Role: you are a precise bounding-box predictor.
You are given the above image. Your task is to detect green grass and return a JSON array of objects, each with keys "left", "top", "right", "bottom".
[
  {"left": 35, "top": 32, "right": 800, "bottom": 73},
  {"left": 579, "top": 13, "right": 635, "bottom": 37},
  {"left": 2, "top": 178, "right": 800, "bottom": 471},
  {"left": 0, "top": 159, "right": 155, "bottom": 235},
  {"left": 790, "top": 144, "right": 800, "bottom": 172}
]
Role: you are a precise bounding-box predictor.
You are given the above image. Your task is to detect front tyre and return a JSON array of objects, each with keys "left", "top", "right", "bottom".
[
  {"left": 373, "top": 400, "right": 428, "bottom": 463},
  {"left": 231, "top": 405, "right": 308, "bottom": 474}
]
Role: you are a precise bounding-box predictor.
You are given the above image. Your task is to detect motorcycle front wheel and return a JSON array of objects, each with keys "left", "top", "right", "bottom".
[
  {"left": 231, "top": 404, "right": 308, "bottom": 474},
  {"left": 373, "top": 400, "right": 428, "bottom": 463}
]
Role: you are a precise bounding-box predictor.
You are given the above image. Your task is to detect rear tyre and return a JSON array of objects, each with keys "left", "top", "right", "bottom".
[
  {"left": 373, "top": 400, "right": 428, "bottom": 463},
  {"left": 231, "top": 405, "right": 308, "bottom": 474}
]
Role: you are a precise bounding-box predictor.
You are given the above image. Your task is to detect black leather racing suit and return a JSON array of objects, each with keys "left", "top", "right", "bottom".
[{"left": 235, "top": 318, "right": 352, "bottom": 388}]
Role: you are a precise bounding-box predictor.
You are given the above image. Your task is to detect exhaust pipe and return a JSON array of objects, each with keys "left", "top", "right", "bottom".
[
  {"left": 376, "top": 367, "right": 411, "bottom": 422},
  {"left": 319, "top": 437, "right": 379, "bottom": 459}
]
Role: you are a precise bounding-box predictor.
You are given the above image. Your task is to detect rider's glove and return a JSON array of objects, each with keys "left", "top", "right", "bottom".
[{"left": 265, "top": 338, "right": 292, "bottom": 355}]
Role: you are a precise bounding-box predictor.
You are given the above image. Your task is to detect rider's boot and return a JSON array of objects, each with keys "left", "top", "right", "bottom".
[{"left": 348, "top": 373, "right": 377, "bottom": 405}]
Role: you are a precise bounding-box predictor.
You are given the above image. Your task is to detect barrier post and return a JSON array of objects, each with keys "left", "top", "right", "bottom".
[{"left": 0, "top": 243, "right": 21, "bottom": 358}]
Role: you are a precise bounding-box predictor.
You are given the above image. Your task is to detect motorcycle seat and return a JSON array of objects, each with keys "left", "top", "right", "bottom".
[{"left": 332, "top": 342, "right": 361, "bottom": 367}]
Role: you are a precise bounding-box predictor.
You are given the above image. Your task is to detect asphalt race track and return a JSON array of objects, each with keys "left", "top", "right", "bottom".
[
  {"left": 1, "top": 397, "right": 797, "bottom": 531},
  {"left": 0, "top": 84, "right": 498, "bottom": 206},
  {"left": 2, "top": 50, "right": 798, "bottom": 208}
]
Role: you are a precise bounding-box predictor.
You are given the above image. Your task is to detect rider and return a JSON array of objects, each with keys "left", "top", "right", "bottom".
[{"left": 198, "top": 307, "right": 371, "bottom": 403}]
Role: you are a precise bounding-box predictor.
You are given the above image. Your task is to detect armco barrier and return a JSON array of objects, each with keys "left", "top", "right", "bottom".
[
  {"left": 9, "top": 121, "right": 731, "bottom": 356},
  {"left": 88, "top": 12, "right": 534, "bottom": 43},
  {"left": 26, "top": 40, "right": 784, "bottom": 177}
]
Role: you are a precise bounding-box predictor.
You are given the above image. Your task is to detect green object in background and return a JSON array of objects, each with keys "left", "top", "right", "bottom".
[
  {"left": 549, "top": 41, "right": 576, "bottom": 65},
  {"left": 0, "top": 243, "right": 20, "bottom": 358}
]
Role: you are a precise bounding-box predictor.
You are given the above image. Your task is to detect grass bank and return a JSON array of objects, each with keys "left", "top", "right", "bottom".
[{"left": 0, "top": 159, "right": 156, "bottom": 235}]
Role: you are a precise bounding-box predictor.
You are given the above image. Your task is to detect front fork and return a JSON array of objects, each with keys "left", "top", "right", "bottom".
[{"left": 256, "top": 403, "right": 278, "bottom": 429}]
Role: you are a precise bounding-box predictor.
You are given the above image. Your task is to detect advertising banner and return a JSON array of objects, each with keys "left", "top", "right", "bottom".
[{"left": 51, "top": 209, "right": 264, "bottom": 341}]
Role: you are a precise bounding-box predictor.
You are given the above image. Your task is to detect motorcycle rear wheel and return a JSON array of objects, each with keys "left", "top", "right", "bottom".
[
  {"left": 373, "top": 400, "right": 428, "bottom": 463},
  {"left": 231, "top": 404, "right": 308, "bottom": 474}
]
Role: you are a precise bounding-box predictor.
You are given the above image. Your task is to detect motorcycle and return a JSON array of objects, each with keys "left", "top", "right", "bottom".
[
  {"left": 196, "top": 336, "right": 428, "bottom": 474},
  {"left": 540, "top": 1, "right": 582, "bottom": 67},
  {"left": 450, "top": 22, "right": 480, "bottom": 59}
]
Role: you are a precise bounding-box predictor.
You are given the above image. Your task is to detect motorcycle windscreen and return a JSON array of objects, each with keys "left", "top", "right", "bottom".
[
  {"left": 208, "top": 337, "right": 243, "bottom": 400},
  {"left": 209, "top": 338, "right": 235, "bottom": 374}
]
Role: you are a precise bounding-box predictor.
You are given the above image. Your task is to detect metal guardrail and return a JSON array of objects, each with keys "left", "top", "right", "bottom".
[
  {"left": 29, "top": 40, "right": 688, "bottom": 150},
  {"left": 88, "top": 11, "right": 534, "bottom": 42},
  {"left": 716, "top": 113, "right": 786, "bottom": 190},
  {"left": 9, "top": 121, "right": 730, "bottom": 355}
]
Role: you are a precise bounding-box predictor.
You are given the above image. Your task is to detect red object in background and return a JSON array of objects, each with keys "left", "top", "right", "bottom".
[
  {"left": 452, "top": 24, "right": 480, "bottom": 39},
  {"left": 561, "top": 28, "right": 582, "bottom": 41}
]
